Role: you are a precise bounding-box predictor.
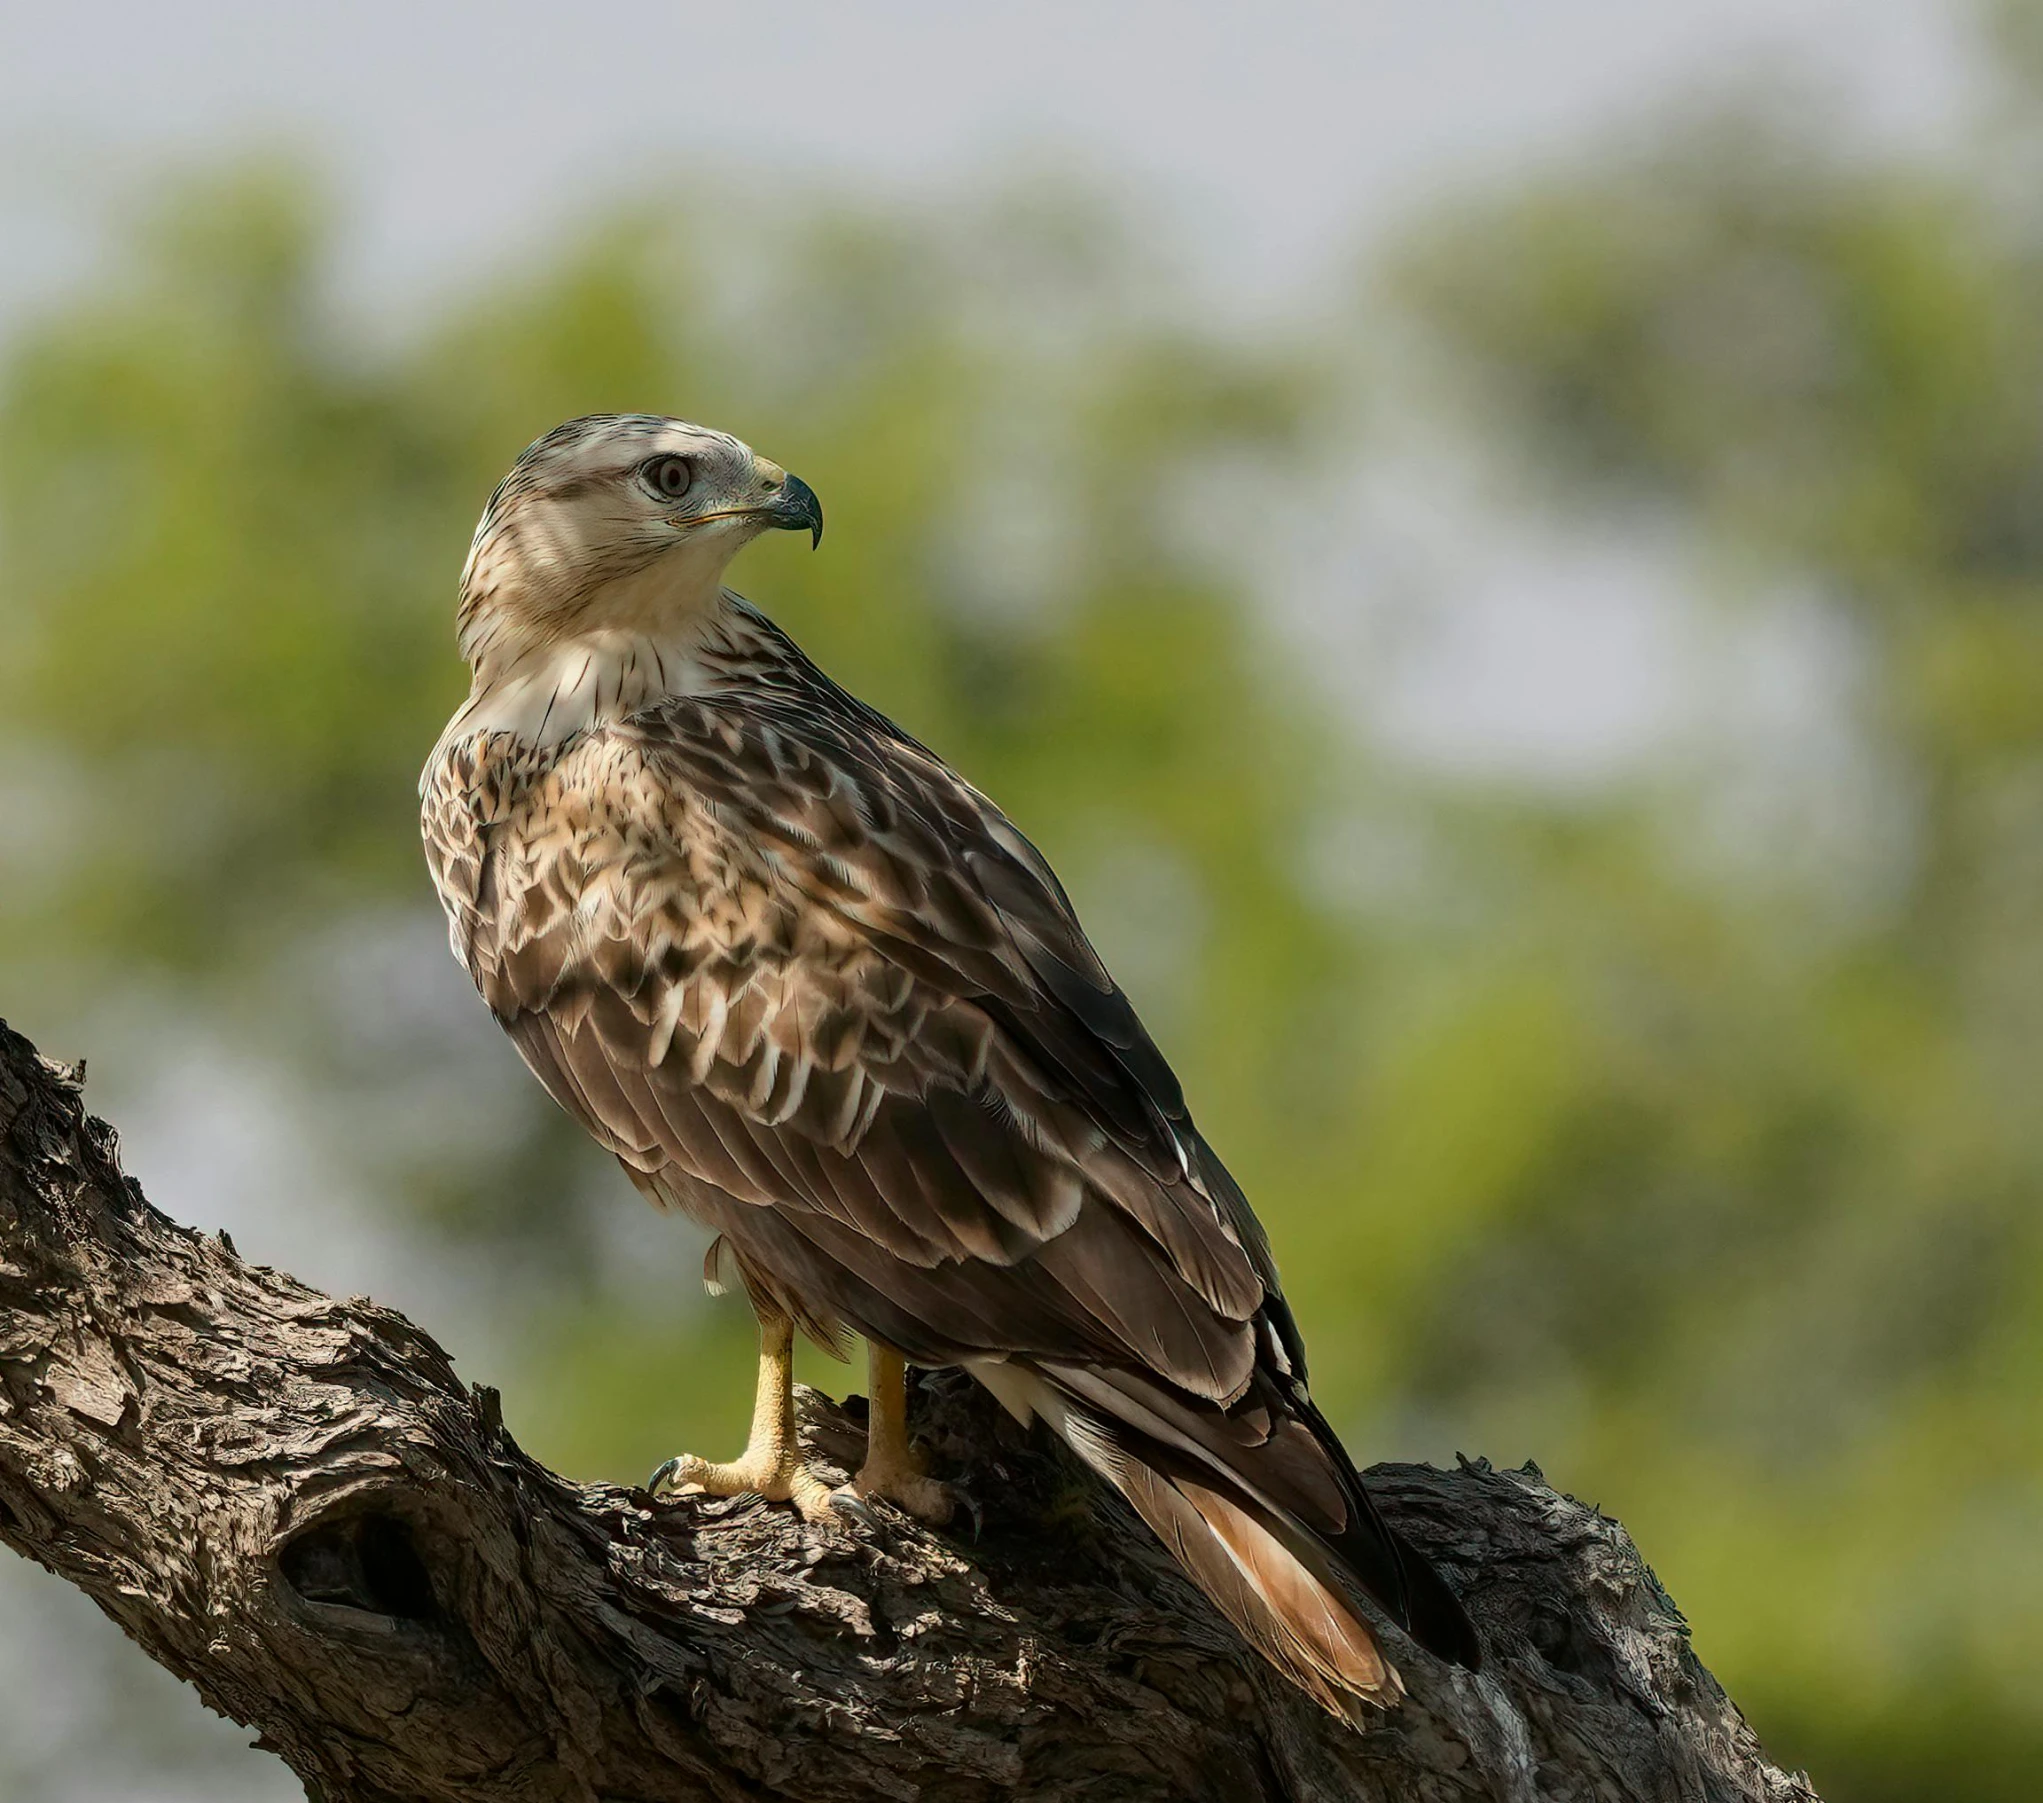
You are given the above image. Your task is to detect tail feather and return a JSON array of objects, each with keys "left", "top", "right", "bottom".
[
  {"left": 1113, "top": 1455, "right": 1403, "bottom": 1720},
  {"left": 967, "top": 1356, "right": 1478, "bottom": 1720}
]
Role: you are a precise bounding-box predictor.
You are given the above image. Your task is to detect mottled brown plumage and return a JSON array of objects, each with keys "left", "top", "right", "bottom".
[{"left": 422, "top": 414, "right": 1479, "bottom": 1719}]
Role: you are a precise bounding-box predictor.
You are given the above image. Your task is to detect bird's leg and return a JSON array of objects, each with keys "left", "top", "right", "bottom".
[
  {"left": 647, "top": 1310, "right": 835, "bottom": 1522},
  {"left": 842, "top": 1343, "right": 953, "bottom": 1525}
]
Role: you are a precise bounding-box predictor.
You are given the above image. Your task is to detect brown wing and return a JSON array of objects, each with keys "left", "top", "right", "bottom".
[{"left": 427, "top": 686, "right": 1274, "bottom": 1405}]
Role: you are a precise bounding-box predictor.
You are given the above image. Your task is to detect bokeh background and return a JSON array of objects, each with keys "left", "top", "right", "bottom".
[{"left": 1, "top": 3, "right": 2037, "bottom": 1798}]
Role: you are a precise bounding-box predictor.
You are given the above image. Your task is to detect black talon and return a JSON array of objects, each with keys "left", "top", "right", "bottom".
[
  {"left": 828, "top": 1486, "right": 882, "bottom": 1531},
  {"left": 952, "top": 1486, "right": 985, "bottom": 1542}
]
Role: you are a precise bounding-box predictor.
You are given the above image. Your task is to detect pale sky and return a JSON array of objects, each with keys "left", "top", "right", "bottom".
[{"left": 0, "top": 0, "right": 1973, "bottom": 338}]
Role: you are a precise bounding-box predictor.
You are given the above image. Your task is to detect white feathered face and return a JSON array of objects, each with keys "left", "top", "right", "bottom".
[{"left": 455, "top": 414, "right": 822, "bottom": 667}]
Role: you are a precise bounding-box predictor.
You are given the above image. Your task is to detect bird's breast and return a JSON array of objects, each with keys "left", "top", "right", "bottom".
[{"left": 430, "top": 726, "right": 809, "bottom": 999}]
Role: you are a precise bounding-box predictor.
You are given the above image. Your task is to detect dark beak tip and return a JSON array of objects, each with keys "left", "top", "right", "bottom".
[{"left": 774, "top": 471, "right": 824, "bottom": 549}]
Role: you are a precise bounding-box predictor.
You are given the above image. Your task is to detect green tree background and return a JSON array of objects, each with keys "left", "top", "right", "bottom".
[{"left": 4, "top": 15, "right": 2042, "bottom": 1801}]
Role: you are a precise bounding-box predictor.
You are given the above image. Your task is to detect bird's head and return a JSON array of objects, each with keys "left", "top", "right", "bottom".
[{"left": 454, "top": 413, "right": 823, "bottom": 671}]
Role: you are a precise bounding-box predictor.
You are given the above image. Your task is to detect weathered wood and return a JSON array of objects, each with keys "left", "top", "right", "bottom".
[{"left": 0, "top": 1017, "right": 1818, "bottom": 1802}]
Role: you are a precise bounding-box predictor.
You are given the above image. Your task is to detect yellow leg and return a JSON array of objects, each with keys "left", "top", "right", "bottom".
[
  {"left": 848, "top": 1343, "right": 953, "bottom": 1524},
  {"left": 647, "top": 1312, "right": 835, "bottom": 1521}
]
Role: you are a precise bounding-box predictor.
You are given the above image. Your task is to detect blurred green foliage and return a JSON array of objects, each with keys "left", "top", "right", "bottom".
[
  {"left": 1384, "top": 99, "right": 2043, "bottom": 1802},
  {"left": 5, "top": 53, "right": 2043, "bottom": 1803}
]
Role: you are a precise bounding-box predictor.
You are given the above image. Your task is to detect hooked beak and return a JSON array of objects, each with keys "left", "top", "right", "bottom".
[{"left": 765, "top": 472, "right": 824, "bottom": 548}]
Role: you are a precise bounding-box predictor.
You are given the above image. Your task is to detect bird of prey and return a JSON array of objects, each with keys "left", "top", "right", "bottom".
[{"left": 422, "top": 414, "right": 1480, "bottom": 1718}]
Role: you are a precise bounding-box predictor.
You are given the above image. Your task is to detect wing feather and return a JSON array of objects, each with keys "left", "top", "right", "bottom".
[{"left": 434, "top": 690, "right": 1271, "bottom": 1379}]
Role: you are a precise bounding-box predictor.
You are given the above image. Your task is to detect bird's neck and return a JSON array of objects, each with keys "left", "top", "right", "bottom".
[{"left": 432, "top": 593, "right": 764, "bottom": 766}]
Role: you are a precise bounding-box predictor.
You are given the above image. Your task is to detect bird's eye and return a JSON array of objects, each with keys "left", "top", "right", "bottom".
[{"left": 643, "top": 455, "right": 695, "bottom": 502}]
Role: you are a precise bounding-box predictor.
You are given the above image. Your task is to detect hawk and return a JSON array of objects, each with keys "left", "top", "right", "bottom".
[{"left": 422, "top": 414, "right": 1480, "bottom": 1717}]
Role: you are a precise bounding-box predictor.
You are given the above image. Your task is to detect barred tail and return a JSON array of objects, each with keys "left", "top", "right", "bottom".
[
  {"left": 1110, "top": 1455, "right": 1403, "bottom": 1720},
  {"left": 970, "top": 1358, "right": 1432, "bottom": 1720}
]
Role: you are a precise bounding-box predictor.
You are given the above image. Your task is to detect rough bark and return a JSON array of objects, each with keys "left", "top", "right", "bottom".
[{"left": 0, "top": 1017, "right": 1818, "bottom": 1803}]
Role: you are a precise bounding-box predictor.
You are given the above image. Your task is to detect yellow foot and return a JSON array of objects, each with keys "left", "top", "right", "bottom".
[
  {"left": 844, "top": 1342, "right": 953, "bottom": 1525},
  {"left": 647, "top": 1449, "right": 837, "bottom": 1523},
  {"left": 649, "top": 1310, "right": 841, "bottom": 1521},
  {"left": 841, "top": 1453, "right": 954, "bottom": 1526}
]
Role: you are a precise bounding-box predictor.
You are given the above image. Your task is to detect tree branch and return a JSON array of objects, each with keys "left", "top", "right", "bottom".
[{"left": 0, "top": 1018, "right": 1818, "bottom": 1802}]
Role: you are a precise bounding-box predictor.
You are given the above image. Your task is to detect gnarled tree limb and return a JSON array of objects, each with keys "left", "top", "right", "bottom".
[{"left": 0, "top": 1018, "right": 1818, "bottom": 1802}]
